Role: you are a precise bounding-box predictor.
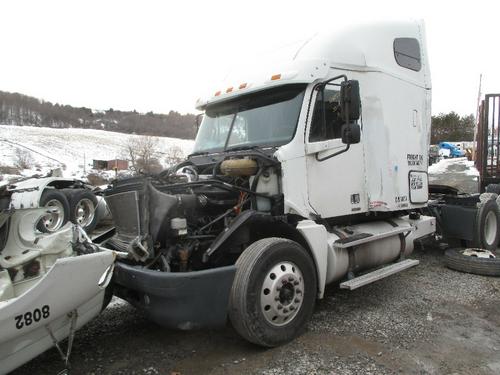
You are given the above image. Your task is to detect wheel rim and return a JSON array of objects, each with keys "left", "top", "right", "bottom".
[
  {"left": 260, "top": 261, "right": 304, "bottom": 327},
  {"left": 484, "top": 211, "right": 497, "bottom": 246},
  {"left": 40, "top": 199, "right": 65, "bottom": 231},
  {"left": 75, "top": 198, "right": 95, "bottom": 227}
]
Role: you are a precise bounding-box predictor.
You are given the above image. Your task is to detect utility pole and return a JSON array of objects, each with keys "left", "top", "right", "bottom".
[
  {"left": 476, "top": 73, "right": 483, "bottom": 123},
  {"left": 473, "top": 74, "right": 483, "bottom": 161}
]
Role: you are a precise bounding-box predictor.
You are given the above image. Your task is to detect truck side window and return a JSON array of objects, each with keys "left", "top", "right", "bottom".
[
  {"left": 393, "top": 38, "right": 421, "bottom": 71},
  {"left": 309, "top": 88, "right": 343, "bottom": 142}
]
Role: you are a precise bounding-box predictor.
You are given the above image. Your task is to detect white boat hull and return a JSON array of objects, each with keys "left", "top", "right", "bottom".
[{"left": 0, "top": 251, "right": 114, "bottom": 374}]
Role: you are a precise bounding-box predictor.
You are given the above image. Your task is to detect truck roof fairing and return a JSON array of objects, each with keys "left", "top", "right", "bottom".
[
  {"left": 196, "top": 19, "right": 430, "bottom": 111},
  {"left": 195, "top": 58, "right": 330, "bottom": 110}
]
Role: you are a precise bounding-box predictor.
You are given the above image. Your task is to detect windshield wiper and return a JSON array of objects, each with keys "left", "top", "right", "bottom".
[
  {"left": 188, "top": 151, "right": 210, "bottom": 157},
  {"left": 224, "top": 145, "right": 260, "bottom": 152}
]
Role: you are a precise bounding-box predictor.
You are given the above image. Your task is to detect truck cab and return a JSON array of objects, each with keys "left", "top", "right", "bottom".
[
  {"left": 194, "top": 20, "right": 431, "bottom": 219},
  {"left": 104, "top": 20, "right": 438, "bottom": 347}
]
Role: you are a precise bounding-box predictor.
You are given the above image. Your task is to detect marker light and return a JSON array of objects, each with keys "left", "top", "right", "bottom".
[
  {"left": 226, "top": 87, "right": 233, "bottom": 93},
  {"left": 239, "top": 83, "right": 247, "bottom": 89},
  {"left": 214, "top": 91, "right": 221, "bottom": 96},
  {"left": 271, "top": 74, "right": 281, "bottom": 81}
]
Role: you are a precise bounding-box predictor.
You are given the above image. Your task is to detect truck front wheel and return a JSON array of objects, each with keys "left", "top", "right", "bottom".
[{"left": 229, "top": 238, "right": 317, "bottom": 347}]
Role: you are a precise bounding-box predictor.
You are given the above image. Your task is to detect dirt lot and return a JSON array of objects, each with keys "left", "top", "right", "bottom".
[
  {"left": 12, "top": 244, "right": 500, "bottom": 375},
  {"left": 12, "top": 159, "right": 500, "bottom": 375}
]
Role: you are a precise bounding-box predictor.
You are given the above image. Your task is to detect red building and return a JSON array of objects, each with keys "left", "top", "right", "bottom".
[{"left": 93, "top": 159, "right": 128, "bottom": 170}]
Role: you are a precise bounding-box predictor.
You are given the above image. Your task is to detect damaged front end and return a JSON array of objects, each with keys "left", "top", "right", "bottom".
[{"left": 103, "top": 153, "right": 285, "bottom": 329}]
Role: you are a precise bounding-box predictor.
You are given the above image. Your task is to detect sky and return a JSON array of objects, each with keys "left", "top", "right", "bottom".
[{"left": 1, "top": 0, "right": 499, "bottom": 116}]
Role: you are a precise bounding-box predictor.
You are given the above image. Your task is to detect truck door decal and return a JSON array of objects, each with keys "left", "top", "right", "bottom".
[{"left": 408, "top": 171, "right": 428, "bottom": 204}]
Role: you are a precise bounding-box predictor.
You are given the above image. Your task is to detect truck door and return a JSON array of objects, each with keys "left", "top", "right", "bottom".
[{"left": 304, "top": 80, "right": 367, "bottom": 218}]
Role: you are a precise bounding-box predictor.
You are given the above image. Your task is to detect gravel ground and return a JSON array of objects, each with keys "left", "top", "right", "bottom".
[
  {"left": 12, "top": 242, "right": 500, "bottom": 375},
  {"left": 10, "top": 159, "right": 500, "bottom": 374}
]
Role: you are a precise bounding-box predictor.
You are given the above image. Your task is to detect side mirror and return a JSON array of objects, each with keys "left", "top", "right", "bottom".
[
  {"left": 341, "top": 123, "right": 361, "bottom": 144},
  {"left": 340, "top": 80, "right": 361, "bottom": 121}
]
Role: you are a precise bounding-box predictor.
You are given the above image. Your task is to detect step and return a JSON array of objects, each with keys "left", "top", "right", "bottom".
[
  {"left": 339, "top": 259, "right": 420, "bottom": 290},
  {"left": 334, "top": 226, "right": 413, "bottom": 248},
  {"left": 334, "top": 233, "right": 373, "bottom": 245}
]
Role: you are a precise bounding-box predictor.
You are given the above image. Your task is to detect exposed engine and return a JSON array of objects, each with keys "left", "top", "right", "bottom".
[{"left": 104, "top": 152, "right": 282, "bottom": 272}]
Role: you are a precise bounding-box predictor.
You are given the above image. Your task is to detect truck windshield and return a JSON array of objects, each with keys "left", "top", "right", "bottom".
[{"left": 193, "top": 84, "right": 306, "bottom": 154}]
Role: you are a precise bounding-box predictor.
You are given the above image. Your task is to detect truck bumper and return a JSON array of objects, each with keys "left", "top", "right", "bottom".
[{"left": 113, "top": 262, "right": 237, "bottom": 330}]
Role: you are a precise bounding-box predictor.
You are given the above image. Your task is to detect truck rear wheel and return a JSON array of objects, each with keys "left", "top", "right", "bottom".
[
  {"left": 229, "top": 238, "right": 317, "bottom": 347},
  {"left": 471, "top": 198, "right": 500, "bottom": 252}
]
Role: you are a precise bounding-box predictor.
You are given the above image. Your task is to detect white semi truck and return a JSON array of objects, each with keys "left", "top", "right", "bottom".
[{"left": 102, "top": 20, "right": 500, "bottom": 347}]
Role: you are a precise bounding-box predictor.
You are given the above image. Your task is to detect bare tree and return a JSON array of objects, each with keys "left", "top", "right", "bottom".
[
  {"left": 0, "top": 90, "right": 197, "bottom": 139},
  {"left": 164, "top": 145, "right": 185, "bottom": 167},
  {"left": 14, "top": 148, "right": 33, "bottom": 169},
  {"left": 125, "top": 136, "right": 163, "bottom": 174}
]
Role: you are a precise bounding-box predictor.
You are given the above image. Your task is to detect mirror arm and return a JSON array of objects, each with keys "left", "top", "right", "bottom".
[
  {"left": 321, "top": 89, "right": 326, "bottom": 138},
  {"left": 323, "top": 74, "right": 348, "bottom": 86}
]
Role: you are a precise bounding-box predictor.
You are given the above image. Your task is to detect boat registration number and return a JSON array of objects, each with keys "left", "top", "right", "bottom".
[{"left": 14, "top": 305, "right": 50, "bottom": 329}]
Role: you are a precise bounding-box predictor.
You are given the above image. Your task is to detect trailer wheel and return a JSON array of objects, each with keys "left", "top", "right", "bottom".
[
  {"left": 228, "top": 238, "right": 317, "bottom": 347},
  {"left": 471, "top": 199, "right": 500, "bottom": 252},
  {"left": 37, "top": 190, "right": 70, "bottom": 233},
  {"left": 68, "top": 190, "right": 99, "bottom": 233},
  {"left": 444, "top": 248, "right": 500, "bottom": 276}
]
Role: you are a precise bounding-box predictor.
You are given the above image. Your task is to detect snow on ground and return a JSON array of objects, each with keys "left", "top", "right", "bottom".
[
  {"left": 428, "top": 157, "right": 479, "bottom": 177},
  {"left": 0, "top": 125, "right": 194, "bottom": 181},
  {"left": 107, "top": 297, "right": 128, "bottom": 310},
  {"left": 0, "top": 125, "right": 478, "bottom": 185}
]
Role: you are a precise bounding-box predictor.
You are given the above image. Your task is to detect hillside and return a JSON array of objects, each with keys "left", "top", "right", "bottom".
[
  {"left": 0, "top": 125, "right": 194, "bottom": 182},
  {"left": 0, "top": 90, "right": 197, "bottom": 139}
]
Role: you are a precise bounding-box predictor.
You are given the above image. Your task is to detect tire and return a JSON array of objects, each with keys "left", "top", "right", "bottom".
[
  {"left": 444, "top": 248, "right": 500, "bottom": 276},
  {"left": 485, "top": 183, "right": 500, "bottom": 195},
  {"left": 470, "top": 199, "right": 500, "bottom": 251},
  {"left": 68, "top": 190, "right": 99, "bottom": 233},
  {"left": 37, "top": 189, "right": 70, "bottom": 233},
  {"left": 228, "top": 238, "right": 317, "bottom": 347},
  {"left": 479, "top": 192, "right": 498, "bottom": 203},
  {"left": 101, "top": 285, "right": 114, "bottom": 311}
]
